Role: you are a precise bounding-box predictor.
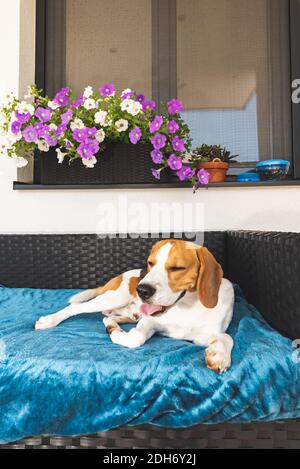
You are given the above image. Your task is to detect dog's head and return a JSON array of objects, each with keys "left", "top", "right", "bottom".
[{"left": 137, "top": 240, "right": 223, "bottom": 315}]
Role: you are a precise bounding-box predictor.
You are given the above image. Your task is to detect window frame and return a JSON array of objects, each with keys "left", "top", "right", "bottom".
[{"left": 35, "top": 0, "right": 300, "bottom": 182}]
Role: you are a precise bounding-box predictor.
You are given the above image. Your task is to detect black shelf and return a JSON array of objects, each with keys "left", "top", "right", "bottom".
[{"left": 13, "top": 179, "right": 300, "bottom": 190}]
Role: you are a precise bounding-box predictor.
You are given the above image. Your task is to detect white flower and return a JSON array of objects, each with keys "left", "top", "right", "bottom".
[
  {"left": 94, "top": 110, "right": 111, "bottom": 127},
  {"left": 95, "top": 129, "right": 105, "bottom": 143},
  {"left": 37, "top": 140, "right": 50, "bottom": 152},
  {"left": 48, "top": 100, "right": 59, "bottom": 110},
  {"left": 82, "top": 156, "right": 97, "bottom": 168},
  {"left": 16, "top": 101, "right": 34, "bottom": 115},
  {"left": 95, "top": 110, "right": 108, "bottom": 125},
  {"left": 56, "top": 148, "right": 66, "bottom": 164},
  {"left": 70, "top": 118, "right": 84, "bottom": 131},
  {"left": 120, "top": 98, "right": 134, "bottom": 113},
  {"left": 83, "top": 86, "right": 93, "bottom": 99},
  {"left": 128, "top": 101, "right": 142, "bottom": 116},
  {"left": 15, "top": 156, "right": 28, "bottom": 168},
  {"left": 83, "top": 98, "right": 96, "bottom": 110},
  {"left": 49, "top": 123, "right": 58, "bottom": 132},
  {"left": 115, "top": 119, "right": 128, "bottom": 132}
]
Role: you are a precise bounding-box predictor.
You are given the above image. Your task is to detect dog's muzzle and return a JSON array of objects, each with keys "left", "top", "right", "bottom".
[{"left": 136, "top": 283, "right": 156, "bottom": 302}]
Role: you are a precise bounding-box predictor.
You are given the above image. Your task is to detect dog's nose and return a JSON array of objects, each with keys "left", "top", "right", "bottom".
[{"left": 137, "top": 284, "right": 156, "bottom": 301}]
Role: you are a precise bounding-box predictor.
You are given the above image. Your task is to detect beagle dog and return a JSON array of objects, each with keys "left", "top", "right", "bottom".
[{"left": 35, "top": 240, "right": 234, "bottom": 373}]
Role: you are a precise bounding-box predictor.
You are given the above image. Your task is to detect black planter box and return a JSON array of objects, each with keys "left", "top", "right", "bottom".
[{"left": 39, "top": 142, "right": 171, "bottom": 185}]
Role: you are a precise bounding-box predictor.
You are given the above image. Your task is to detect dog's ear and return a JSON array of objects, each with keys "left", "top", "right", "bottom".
[{"left": 196, "top": 247, "right": 223, "bottom": 308}]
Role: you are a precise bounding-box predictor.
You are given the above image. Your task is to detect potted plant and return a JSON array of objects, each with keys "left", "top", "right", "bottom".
[
  {"left": 0, "top": 84, "right": 200, "bottom": 186},
  {"left": 191, "top": 144, "right": 238, "bottom": 183}
]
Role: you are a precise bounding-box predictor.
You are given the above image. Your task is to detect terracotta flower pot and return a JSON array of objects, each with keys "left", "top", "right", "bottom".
[{"left": 197, "top": 158, "right": 229, "bottom": 183}]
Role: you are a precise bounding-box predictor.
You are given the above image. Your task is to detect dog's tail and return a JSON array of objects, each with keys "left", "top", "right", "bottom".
[{"left": 69, "top": 289, "right": 98, "bottom": 304}]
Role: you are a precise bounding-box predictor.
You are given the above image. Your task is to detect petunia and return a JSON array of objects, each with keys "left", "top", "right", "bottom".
[
  {"left": 176, "top": 166, "right": 195, "bottom": 181},
  {"left": 136, "top": 94, "right": 145, "bottom": 103},
  {"left": 83, "top": 86, "right": 93, "bottom": 99},
  {"left": 77, "top": 139, "right": 100, "bottom": 159},
  {"left": 86, "top": 127, "right": 97, "bottom": 137},
  {"left": 44, "top": 133, "right": 57, "bottom": 147},
  {"left": 15, "top": 110, "right": 31, "bottom": 124},
  {"left": 83, "top": 98, "right": 96, "bottom": 110},
  {"left": 71, "top": 95, "right": 84, "bottom": 108},
  {"left": 82, "top": 155, "right": 97, "bottom": 168},
  {"left": 151, "top": 168, "right": 161, "bottom": 180},
  {"left": 95, "top": 110, "right": 111, "bottom": 127},
  {"left": 22, "top": 125, "right": 38, "bottom": 143},
  {"left": 99, "top": 83, "right": 115, "bottom": 97},
  {"left": 129, "top": 127, "right": 142, "bottom": 144},
  {"left": 95, "top": 129, "right": 106, "bottom": 143},
  {"left": 167, "top": 98, "right": 184, "bottom": 114},
  {"left": 53, "top": 87, "right": 70, "bottom": 107},
  {"left": 11, "top": 121, "right": 21, "bottom": 135},
  {"left": 72, "top": 128, "right": 88, "bottom": 143},
  {"left": 115, "top": 119, "right": 129, "bottom": 132},
  {"left": 197, "top": 168, "right": 210, "bottom": 185},
  {"left": 151, "top": 149, "right": 163, "bottom": 164},
  {"left": 172, "top": 136, "right": 186, "bottom": 152},
  {"left": 37, "top": 140, "right": 50, "bottom": 152},
  {"left": 55, "top": 124, "right": 67, "bottom": 137},
  {"left": 167, "top": 154, "right": 183, "bottom": 171},
  {"left": 121, "top": 88, "right": 134, "bottom": 100},
  {"left": 167, "top": 120, "right": 179, "bottom": 134},
  {"left": 61, "top": 109, "right": 73, "bottom": 125},
  {"left": 35, "top": 107, "right": 51, "bottom": 123},
  {"left": 56, "top": 148, "right": 66, "bottom": 164},
  {"left": 34, "top": 123, "right": 50, "bottom": 139},
  {"left": 16, "top": 101, "right": 35, "bottom": 116},
  {"left": 142, "top": 100, "right": 156, "bottom": 112},
  {"left": 150, "top": 133, "right": 167, "bottom": 150},
  {"left": 149, "top": 116, "right": 163, "bottom": 133}
]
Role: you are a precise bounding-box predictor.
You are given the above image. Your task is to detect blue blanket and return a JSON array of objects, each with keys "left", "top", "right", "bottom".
[{"left": 0, "top": 284, "right": 299, "bottom": 443}]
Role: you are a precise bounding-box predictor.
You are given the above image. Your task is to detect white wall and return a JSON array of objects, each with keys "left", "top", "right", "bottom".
[{"left": 0, "top": 0, "right": 300, "bottom": 235}]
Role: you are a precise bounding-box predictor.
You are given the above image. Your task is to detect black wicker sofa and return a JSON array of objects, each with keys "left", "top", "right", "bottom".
[{"left": 0, "top": 230, "right": 299, "bottom": 449}]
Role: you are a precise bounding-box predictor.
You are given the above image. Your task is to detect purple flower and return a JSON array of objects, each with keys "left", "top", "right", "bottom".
[
  {"left": 86, "top": 127, "right": 97, "bottom": 138},
  {"left": 99, "top": 83, "right": 115, "bottom": 97},
  {"left": 149, "top": 116, "right": 163, "bottom": 133},
  {"left": 34, "top": 123, "right": 50, "bottom": 138},
  {"left": 44, "top": 133, "right": 57, "bottom": 147},
  {"left": 197, "top": 168, "right": 210, "bottom": 185},
  {"left": 167, "top": 154, "right": 183, "bottom": 171},
  {"left": 172, "top": 136, "right": 186, "bottom": 152},
  {"left": 64, "top": 139, "right": 72, "bottom": 149},
  {"left": 167, "top": 120, "right": 179, "bottom": 134},
  {"left": 136, "top": 94, "right": 145, "bottom": 103},
  {"left": 35, "top": 107, "right": 51, "bottom": 123},
  {"left": 150, "top": 133, "right": 167, "bottom": 150},
  {"left": 53, "top": 87, "right": 70, "bottom": 107},
  {"left": 129, "top": 127, "right": 142, "bottom": 144},
  {"left": 151, "top": 169, "right": 161, "bottom": 180},
  {"left": 151, "top": 149, "right": 163, "bottom": 164},
  {"left": 72, "top": 128, "right": 88, "bottom": 143},
  {"left": 22, "top": 126, "right": 38, "bottom": 143},
  {"left": 71, "top": 95, "right": 84, "bottom": 108},
  {"left": 11, "top": 121, "right": 21, "bottom": 134},
  {"left": 142, "top": 100, "right": 156, "bottom": 112},
  {"left": 121, "top": 90, "right": 135, "bottom": 100},
  {"left": 176, "top": 166, "right": 195, "bottom": 181},
  {"left": 15, "top": 110, "right": 30, "bottom": 124},
  {"left": 168, "top": 99, "right": 184, "bottom": 114},
  {"left": 61, "top": 109, "right": 73, "bottom": 125},
  {"left": 77, "top": 139, "right": 100, "bottom": 159},
  {"left": 55, "top": 124, "right": 67, "bottom": 137}
]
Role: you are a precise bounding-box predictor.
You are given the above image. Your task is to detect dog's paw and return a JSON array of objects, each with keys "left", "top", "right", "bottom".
[
  {"left": 205, "top": 339, "right": 231, "bottom": 373},
  {"left": 35, "top": 315, "right": 57, "bottom": 330},
  {"left": 103, "top": 317, "right": 120, "bottom": 334}
]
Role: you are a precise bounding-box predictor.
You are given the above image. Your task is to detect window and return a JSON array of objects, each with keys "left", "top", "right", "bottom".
[{"left": 36, "top": 0, "right": 300, "bottom": 181}]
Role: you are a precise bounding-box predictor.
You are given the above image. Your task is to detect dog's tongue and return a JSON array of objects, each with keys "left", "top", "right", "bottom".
[{"left": 140, "top": 304, "right": 163, "bottom": 316}]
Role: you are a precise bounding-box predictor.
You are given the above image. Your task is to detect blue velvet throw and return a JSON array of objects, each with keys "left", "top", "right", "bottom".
[{"left": 0, "top": 284, "right": 299, "bottom": 443}]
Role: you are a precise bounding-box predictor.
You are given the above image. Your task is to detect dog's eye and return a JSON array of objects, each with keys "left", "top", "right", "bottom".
[
  {"left": 148, "top": 261, "right": 154, "bottom": 268},
  {"left": 169, "top": 266, "right": 186, "bottom": 272}
]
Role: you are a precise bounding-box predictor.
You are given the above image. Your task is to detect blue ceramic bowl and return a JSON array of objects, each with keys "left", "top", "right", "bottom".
[
  {"left": 256, "top": 159, "right": 290, "bottom": 181},
  {"left": 237, "top": 172, "right": 260, "bottom": 182}
]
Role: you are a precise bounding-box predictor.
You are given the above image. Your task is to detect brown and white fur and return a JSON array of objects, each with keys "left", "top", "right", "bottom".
[{"left": 35, "top": 240, "right": 234, "bottom": 373}]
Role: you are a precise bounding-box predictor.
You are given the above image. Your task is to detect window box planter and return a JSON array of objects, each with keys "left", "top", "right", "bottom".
[{"left": 39, "top": 142, "right": 171, "bottom": 185}]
